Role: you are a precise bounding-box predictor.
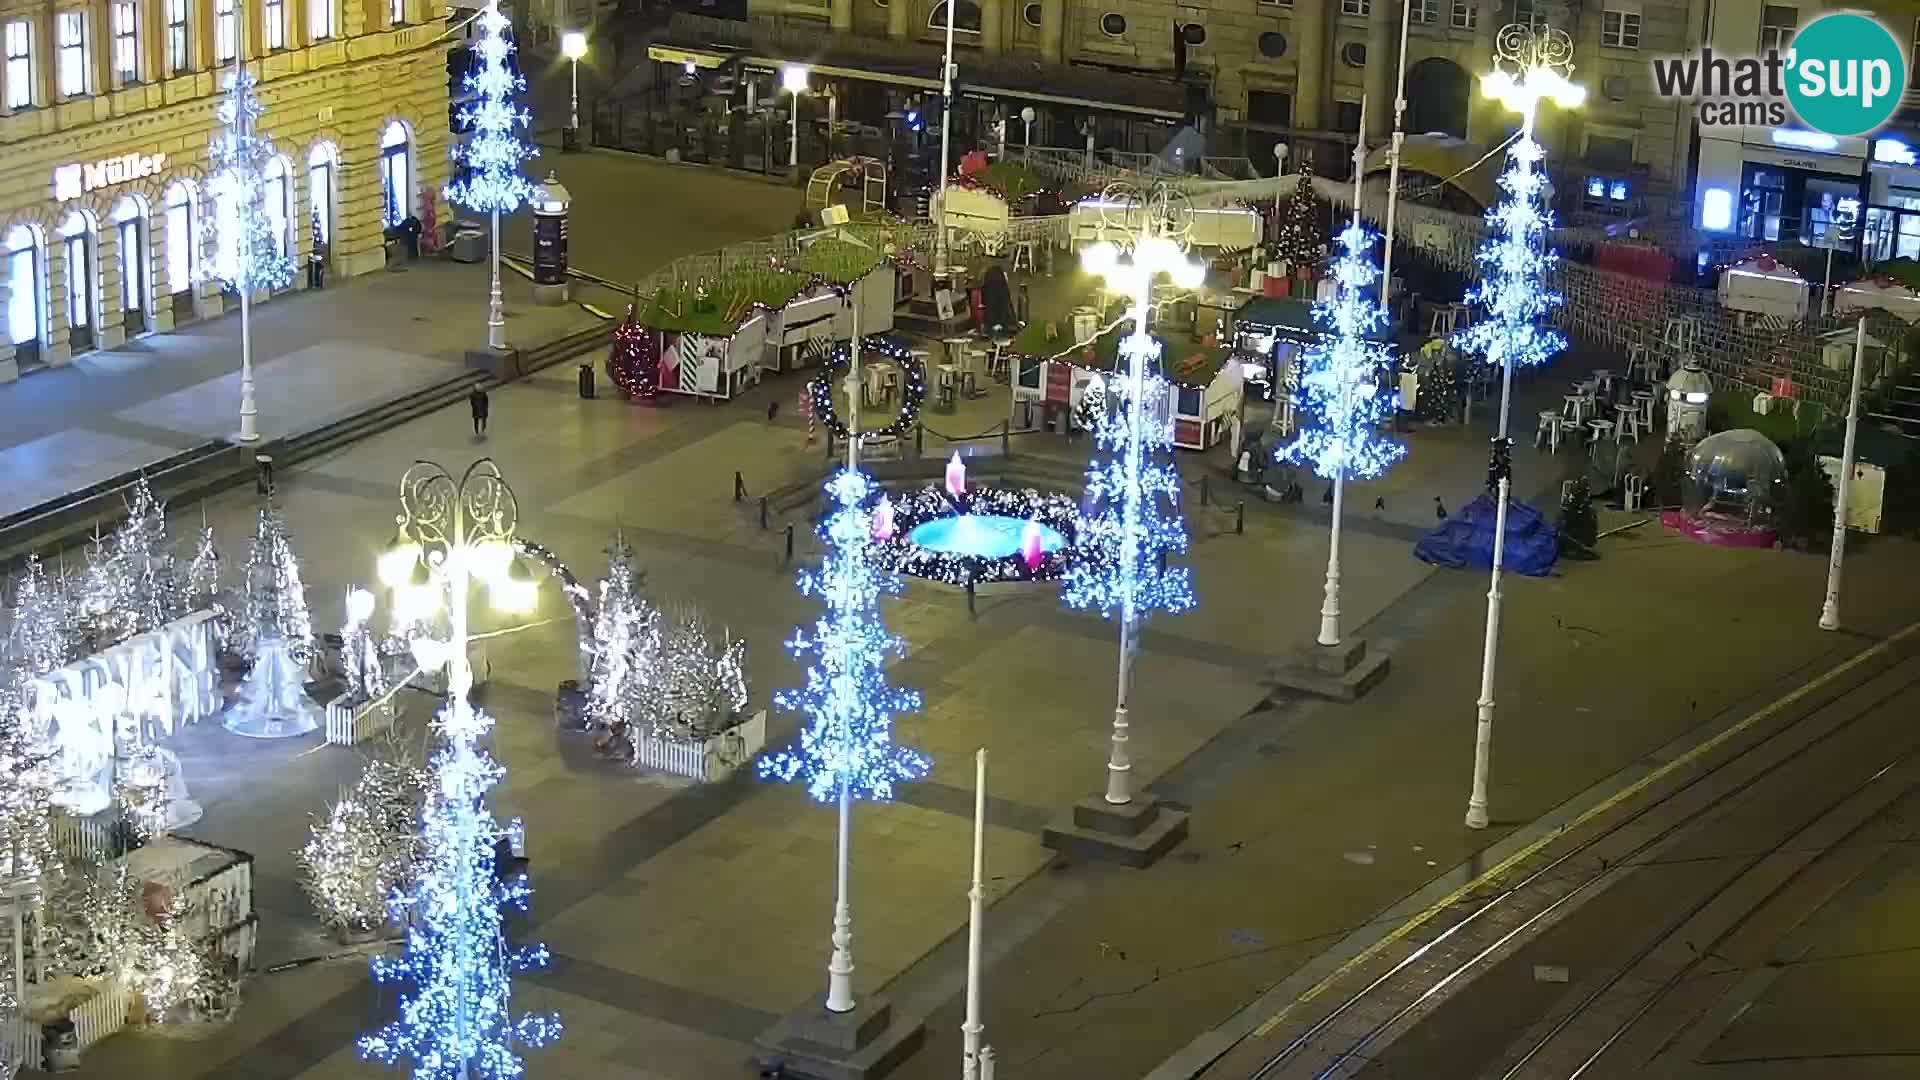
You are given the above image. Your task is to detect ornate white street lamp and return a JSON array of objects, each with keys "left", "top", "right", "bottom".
[
  {"left": 1462, "top": 24, "right": 1583, "bottom": 831},
  {"left": 783, "top": 64, "right": 809, "bottom": 173},
  {"left": 561, "top": 30, "right": 587, "bottom": 150}
]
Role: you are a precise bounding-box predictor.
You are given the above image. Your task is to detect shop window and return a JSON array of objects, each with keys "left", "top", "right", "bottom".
[
  {"left": 1740, "top": 168, "right": 1786, "bottom": 242},
  {"left": 1341, "top": 0, "right": 1369, "bottom": 15},
  {"left": 4, "top": 20, "right": 32, "bottom": 109},
  {"left": 382, "top": 121, "right": 413, "bottom": 228},
  {"left": 166, "top": 0, "right": 189, "bottom": 75},
  {"left": 1511, "top": 0, "right": 1547, "bottom": 30},
  {"left": 264, "top": 156, "right": 292, "bottom": 261},
  {"left": 112, "top": 1, "right": 138, "bottom": 86},
  {"left": 1759, "top": 5, "right": 1796, "bottom": 53},
  {"left": 113, "top": 196, "right": 147, "bottom": 331},
  {"left": 1602, "top": 7, "right": 1640, "bottom": 48},
  {"left": 1802, "top": 181, "right": 1858, "bottom": 250},
  {"left": 308, "top": 142, "right": 337, "bottom": 258},
  {"left": 1248, "top": 90, "right": 1291, "bottom": 126},
  {"left": 214, "top": 0, "right": 235, "bottom": 63},
  {"left": 6, "top": 225, "right": 43, "bottom": 358},
  {"left": 929, "top": 0, "right": 981, "bottom": 33},
  {"left": 1410, "top": 0, "right": 1437, "bottom": 24},
  {"left": 163, "top": 183, "right": 194, "bottom": 294},
  {"left": 1099, "top": 11, "right": 1125, "bottom": 36},
  {"left": 1450, "top": 0, "right": 1475, "bottom": 30},
  {"left": 263, "top": 0, "right": 286, "bottom": 50},
  {"left": 56, "top": 11, "right": 87, "bottom": 99},
  {"left": 391, "top": 0, "right": 407, "bottom": 27},
  {"left": 1585, "top": 134, "right": 1634, "bottom": 167},
  {"left": 59, "top": 211, "right": 94, "bottom": 351}
]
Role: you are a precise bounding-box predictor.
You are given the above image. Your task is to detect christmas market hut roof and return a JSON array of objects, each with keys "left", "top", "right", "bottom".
[
  {"left": 1235, "top": 296, "right": 1393, "bottom": 345},
  {"left": 970, "top": 162, "right": 1049, "bottom": 204},
  {"left": 1078, "top": 319, "right": 1233, "bottom": 388},
  {"left": 639, "top": 269, "right": 810, "bottom": 336},
  {"left": 791, "top": 237, "right": 889, "bottom": 286}
]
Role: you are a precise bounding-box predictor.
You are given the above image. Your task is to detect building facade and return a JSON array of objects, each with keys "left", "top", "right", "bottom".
[
  {"left": 0, "top": 0, "right": 451, "bottom": 381},
  {"left": 736, "top": 0, "right": 1694, "bottom": 209}
]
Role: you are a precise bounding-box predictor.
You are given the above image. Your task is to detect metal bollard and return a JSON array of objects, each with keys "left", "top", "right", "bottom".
[
  {"left": 784, "top": 522, "right": 795, "bottom": 563},
  {"left": 734, "top": 471, "right": 746, "bottom": 502},
  {"left": 1236, "top": 500, "right": 1246, "bottom": 535},
  {"left": 1200, "top": 474, "right": 1211, "bottom": 507},
  {"left": 1001, "top": 422, "right": 1011, "bottom": 456},
  {"left": 966, "top": 578, "right": 976, "bottom": 616},
  {"left": 759, "top": 496, "right": 769, "bottom": 530},
  {"left": 915, "top": 424, "right": 925, "bottom": 456}
]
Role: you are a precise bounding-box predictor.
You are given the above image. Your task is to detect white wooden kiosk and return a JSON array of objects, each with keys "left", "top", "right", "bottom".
[
  {"left": 1718, "top": 255, "right": 1810, "bottom": 321},
  {"left": 1069, "top": 199, "right": 1261, "bottom": 252}
]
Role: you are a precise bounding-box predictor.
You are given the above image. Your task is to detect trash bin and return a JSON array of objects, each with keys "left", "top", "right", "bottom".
[
  {"left": 255, "top": 453, "right": 275, "bottom": 496},
  {"left": 578, "top": 363, "right": 595, "bottom": 399}
]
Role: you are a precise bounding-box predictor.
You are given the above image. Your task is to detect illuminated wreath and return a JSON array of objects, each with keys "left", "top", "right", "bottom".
[
  {"left": 870, "top": 482, "right": 1080, "bottom": 585},
  {"left": 810, "top": 334, "right": 927, "bottom": 442}
]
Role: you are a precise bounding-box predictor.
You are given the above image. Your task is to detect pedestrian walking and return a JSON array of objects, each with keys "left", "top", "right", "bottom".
[{"left": 470, "top": 386, "right": 490, "bottom": 436}]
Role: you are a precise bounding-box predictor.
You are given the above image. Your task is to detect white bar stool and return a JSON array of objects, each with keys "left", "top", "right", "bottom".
[
  {"left": 1613, "top": 401, "right": 1641, "bottom": 444},
  {"left": 1535, "top": 409, "right": 1561, "bottom": 451}
]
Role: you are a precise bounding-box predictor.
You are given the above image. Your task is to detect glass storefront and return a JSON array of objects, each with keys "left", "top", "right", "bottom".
[{"left": 1739, "top": 163, "right": 1861, "bottom": 248}]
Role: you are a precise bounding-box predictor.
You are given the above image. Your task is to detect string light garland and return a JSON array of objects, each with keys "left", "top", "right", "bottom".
[
  {"left": 1277, "top": 220, "right": 1407, "bottom": 482},
  {"left": 871, "top": 483, "right": 1079, "bottom": 585},
  {"left": 758, "top": 469, "right": 930, "bottom": 804},
  {"left": 809, "top": 335, "right": 928, "bottom": 443},
  {"left": 1451, "top": 142, "right": 1567, "bottom": 387},
  {"left": 359, "top": 705, "right": 561, "bottom": 1080}
]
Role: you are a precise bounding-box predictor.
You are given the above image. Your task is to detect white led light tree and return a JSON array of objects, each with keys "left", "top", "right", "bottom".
[
  {"left": 1454, "top": 24, "right": 1582, "bottom": 831},
  {"left": 447, "top": 1, "right": 539, "bottom": 351},
  {"left": 205, "top": 10, "right": 297, "bottom": 444}
]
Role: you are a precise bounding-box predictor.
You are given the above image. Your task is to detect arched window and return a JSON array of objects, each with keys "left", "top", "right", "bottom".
[
  {"left": 381, "top": 121, "right": 412, "bottom": 227},
  {"left": 263, "top": 155, "right": 292, "bottom": 262},
  {"left": 111, "top": 195, "right": 149, "bottom": 332},
  {"left": 307, "top": 142, "right": 338, "bottom": 255},
  {"left": 5, "top": 224, "right": 45, "bottom": 359},
  {"left": 926, "top": 0, "right": 981, "bottom": 33},
  {"left": 57, "top": 210, "right": 96, "bottom": 350},
  {"left": 163, "top": 181, "right": 195, "bottom": 297}
]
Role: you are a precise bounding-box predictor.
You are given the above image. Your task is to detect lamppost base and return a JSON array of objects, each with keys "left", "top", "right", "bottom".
[
  {"left": 464, "top": 345, "right": 518, "bottom": 381},
  {"left": 1267, "top": 636, "right": 1390, "bottom": 702},
  {"left": 1041, "top": 794, "right": 1188, "bottom": 869},
  {"left": 755, "top": 994, "right": 925, "bottom": 1080},
  {"left": 562, "top": 127, "right": 581, "bottom": 152}
]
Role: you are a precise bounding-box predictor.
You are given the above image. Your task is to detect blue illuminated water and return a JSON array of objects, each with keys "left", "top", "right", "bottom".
[{"left": 907, "top": 514, "right": 1068, "bottom": 560}]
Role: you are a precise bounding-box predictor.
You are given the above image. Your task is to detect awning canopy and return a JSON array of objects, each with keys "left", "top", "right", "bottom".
[
  {"left": 1361, "top": 134, "right": 1504, "bottom": 210},
  {"left": 648, "top": 14, "right": 1188, "bottom": 121}
]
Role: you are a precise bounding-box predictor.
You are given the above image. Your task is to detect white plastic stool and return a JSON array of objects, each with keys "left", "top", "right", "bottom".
[
  {"left": 1012, "top": 240, "right": 1038, "bottom": 273},
  {"left": 1625, "top": 343, "right": 1657, "bottom": 383},
  {"left": 1535, "top": 409, "right": 1560, "bottom": 450},
  {"left": 1613, "top": 402, "right": 1640, "bottom": 444},
  {"left": 1428, "top": 306, "right": 1457, "bottom": 336}
]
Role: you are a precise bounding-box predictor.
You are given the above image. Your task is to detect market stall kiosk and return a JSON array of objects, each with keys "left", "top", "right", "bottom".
[
  {"left": 639, "top": 270, "right": 808, "bottom": 399},
  {"left": 1717, "top": 255, "right": 1810, "bottom": 321},
  {"left": 1010, "top": 318, "right": 1243, "bottom": 451}
]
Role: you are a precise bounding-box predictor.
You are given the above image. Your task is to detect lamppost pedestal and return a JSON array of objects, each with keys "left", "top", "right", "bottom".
[
  {"left": 755, "top": 995, "right": 926, "bottom": 1080},
  {"left": 1268, "top": 637, "right": 1391, "bottom": 702},
  {"left": 1041, "top": 794, "right": 1189, "bottom": 869}
]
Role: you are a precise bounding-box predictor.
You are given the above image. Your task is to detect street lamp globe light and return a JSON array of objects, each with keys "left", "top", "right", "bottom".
[
  {"left": 782, "top": 64, "right": 810, "bottom": 94},
  {"left": 783, "top": 65, "right": 810, "bottom": 173},
  {"left": 561, "top": 30, "right": 587, "bottom": 60},
  {"left": 561, "top": 30, "right": 588, "bottom": 150}
]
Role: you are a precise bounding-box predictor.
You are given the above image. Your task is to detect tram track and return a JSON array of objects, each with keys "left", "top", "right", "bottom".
[{"left": 1230, "top": 628, "right": 1920, "bottom": 1080}]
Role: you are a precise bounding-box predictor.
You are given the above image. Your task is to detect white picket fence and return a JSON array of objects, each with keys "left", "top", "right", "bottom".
[
  {"left": 630, "top": 710, "right": 767, "bottom": 783},
  {"left": 324, "top": 695, "right": 396, "bottom": 747},
  {"left": 9, "top": 975, "right": 131, "bottom": 1071},
  {"left": 51, "top": 813, "right": 113, "bottom": 864}
]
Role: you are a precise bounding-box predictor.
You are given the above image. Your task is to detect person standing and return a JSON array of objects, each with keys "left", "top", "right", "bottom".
[{"left": 470, "top": 386, "right": 490, "bottom": 436}]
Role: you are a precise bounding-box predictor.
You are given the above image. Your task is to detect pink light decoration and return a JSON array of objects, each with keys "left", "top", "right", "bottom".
[
  {"left": 1020, "top": 519, "right": 1045, "bottom": 570},
  {"left": 945, "top": 452, "right": 967, "bottom": 498},
  {"left": 871, "top": 496, "right": 896, "bottom": 541}
]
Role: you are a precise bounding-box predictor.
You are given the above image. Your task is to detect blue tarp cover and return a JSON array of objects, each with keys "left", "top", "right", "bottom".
[{"left": 1414, "top": 493, "right": 1560, "bottom": 576}]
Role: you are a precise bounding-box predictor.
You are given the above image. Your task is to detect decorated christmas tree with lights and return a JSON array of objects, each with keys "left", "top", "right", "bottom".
[
  {"left": 445, "top": 1, "right": 538, "bottom": 218},
  {"left": 585, "top": 534, "right": 660, "bottom": 737},
  {"left": 1275, "top": 162, "right": 1323, "bottom": 280},
  {"left": 205, "top": 53, "right": 297, "bottom": 295},
  {"left": 359, "top": 701, "right": 560, "bottom": 1079},
  {"left": 232, "top": 503, "right": 313, "bottom": 663},
  {"left": 301, "top": 755, "right": 427, "bottom": 939},
  {"left": 606, "top": 307, "right": 660, "bottom": 400},
  {"left": 1278, "top": 219, "right": 1406, "bottom": 484}
]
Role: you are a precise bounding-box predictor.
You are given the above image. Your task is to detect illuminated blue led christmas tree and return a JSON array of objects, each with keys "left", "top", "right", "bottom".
[
  {"left": 449, "top": 0, "right": 538, "bottom": 350},
  {"left": 359, "top": 703, "right": 560, "bottom": 1080},
  {"left": 758, "top": 468, "right": 928, "bottom": 1012},
  {"left": 1450, "top": 132, "right": 1567, "bottom": 408},
  {"left": 1280, "top": 220, "right": 1406, "bottom": 486},
  {"left": 446, "top": 1, "right": 538, "bottom": 215}
]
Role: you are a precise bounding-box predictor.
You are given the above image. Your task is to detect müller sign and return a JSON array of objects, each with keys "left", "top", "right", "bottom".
[{"left": 51, "top": 152, "right": 168, "bottom": 202}]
